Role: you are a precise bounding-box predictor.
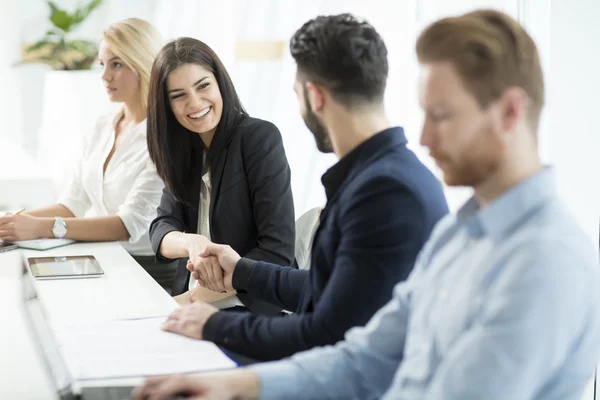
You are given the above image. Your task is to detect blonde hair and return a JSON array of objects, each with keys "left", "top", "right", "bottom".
[
  {"left": 102, "top": 18, "right": 163, "bottom": 112},
  {"left": 416, "top": 9, "right": 544, "bottom": 132}
]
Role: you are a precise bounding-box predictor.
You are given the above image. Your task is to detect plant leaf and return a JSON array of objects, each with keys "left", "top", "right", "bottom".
[
  {"left": 67, "top": 39, "right": 97, "bottom": 51},
  {"left": 71, "top": 0, "right": 103, "bottom": 25},
  {"left": 47, "top": 0, "right": 60, "bottom": 15},
  {"left": 25, "top": 40, "right": 55, "bottom": 53},
  {"left": 50, "top": 9, "right": 73, "bottom": 32}
]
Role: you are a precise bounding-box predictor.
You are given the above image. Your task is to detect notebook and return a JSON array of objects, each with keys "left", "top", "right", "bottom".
[{"left": 14, "top": 238, "right": 76, "bottom": 251}]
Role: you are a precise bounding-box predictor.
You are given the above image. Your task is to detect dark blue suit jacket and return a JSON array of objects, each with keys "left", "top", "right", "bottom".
[{"left": 204, "top": 127, "right": 449, "bottom": 361}]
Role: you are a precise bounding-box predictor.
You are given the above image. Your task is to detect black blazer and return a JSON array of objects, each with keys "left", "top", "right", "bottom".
[
  {"left": 202, "top": 127, "right": 449, "bottom": 360},
  {"left": 149, "top": 116, "right": 295, "bottom": 314}
]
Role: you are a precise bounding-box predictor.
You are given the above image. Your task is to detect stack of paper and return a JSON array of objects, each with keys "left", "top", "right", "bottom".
[
  {"left": 15, "top": 239, "right": 75, "bottom": 251},
  {"left": 54, "top": 317, "right": 237, "bottom": 380}
]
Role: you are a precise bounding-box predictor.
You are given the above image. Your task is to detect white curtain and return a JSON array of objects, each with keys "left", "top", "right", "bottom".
[{"left": 0, "top": 0, "right": 23, "bottom": 144}]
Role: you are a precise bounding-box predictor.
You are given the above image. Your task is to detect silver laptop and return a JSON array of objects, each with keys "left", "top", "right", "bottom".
[{"left": 20, "top": 258, "right": 135, "bottom": 400}]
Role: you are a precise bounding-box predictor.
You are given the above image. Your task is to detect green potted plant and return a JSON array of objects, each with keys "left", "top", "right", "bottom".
[{"left": 21, "top": 0, "right": 103, "bottom": 70}]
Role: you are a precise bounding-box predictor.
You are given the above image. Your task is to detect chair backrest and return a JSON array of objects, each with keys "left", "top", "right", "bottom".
[{"left": 294, "top": 207, "right": 322, "bottom": 270}]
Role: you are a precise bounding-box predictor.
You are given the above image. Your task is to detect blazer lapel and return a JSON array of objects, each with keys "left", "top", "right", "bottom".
[{"left": 186, "top": 147, "right": 203, "bottom": 234}]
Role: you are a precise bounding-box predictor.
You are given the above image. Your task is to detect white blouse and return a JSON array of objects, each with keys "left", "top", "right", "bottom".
[
  {"left": 189, "top": 167, "right": 212, "bottom": 292},
  {"left": 58, "top": 110, "right": 164, "bottom": 256}
]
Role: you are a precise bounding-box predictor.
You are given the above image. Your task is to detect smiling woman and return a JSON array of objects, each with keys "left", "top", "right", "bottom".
[{"left": 146, "top": 38, "right": 295, "bottom": 314}]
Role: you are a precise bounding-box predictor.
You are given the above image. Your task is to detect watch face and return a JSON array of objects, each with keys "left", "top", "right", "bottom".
[{"left": 53, "top": 220, "right": 67, "bottom": 238}]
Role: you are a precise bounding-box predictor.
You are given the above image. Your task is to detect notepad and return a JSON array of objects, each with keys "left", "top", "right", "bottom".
[
  {"left": 14, "top": 239, "right": 76, "bottom": 251},
  {"left": 54, "top": 317, "right": 237, "bottom": 380}
]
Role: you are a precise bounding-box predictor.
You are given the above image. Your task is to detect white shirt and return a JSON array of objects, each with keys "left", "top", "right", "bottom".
[
  {"left": 188, "top": 161, "right": 243, "bottom": 308},
  {"left": 58, "top": 110, "right": 164, "bottom": 256},
  {"left": 189, "top": 167, "right": 212, "bottom": 292}
]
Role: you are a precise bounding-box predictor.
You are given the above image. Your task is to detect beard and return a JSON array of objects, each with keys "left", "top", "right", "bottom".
[
  {"left": 432, "top": 121, "right": 504, "bottom": 188},
  {"left": 302, "top": 88, "right": 333, "bottom": 153}
]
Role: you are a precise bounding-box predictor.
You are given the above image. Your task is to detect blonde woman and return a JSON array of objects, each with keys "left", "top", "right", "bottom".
[{"left": 0, "top": 19, "right": 173, "bottom": 288}]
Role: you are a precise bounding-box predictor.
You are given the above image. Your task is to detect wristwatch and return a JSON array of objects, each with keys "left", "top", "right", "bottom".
[{"left": 52, "top": 217, "right": 67, "bottom": 239}]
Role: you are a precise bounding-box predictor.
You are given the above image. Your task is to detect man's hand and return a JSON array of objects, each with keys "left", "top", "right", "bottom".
[
  {"left": 192, "top": 243, "right": 241, "bottom": 292},
  {"left": 132, "top": 370, "right": 261, "bottom": 400},
  {"left": 186, "top": 256, "right": 228, "bottom": 293},
  {"left": 176, "top": 279, "right": 237, "bottom": 304},
  {"left": 161, "top": 301, "right": 219, "bottom": 340},
  {"left": 0, "top": 214, "right": 47, "bottom": 242}
]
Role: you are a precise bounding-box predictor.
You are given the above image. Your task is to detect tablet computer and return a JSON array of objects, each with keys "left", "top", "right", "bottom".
[
  {"left": 0, "top": 242, "right": 19, "bottom": 253},
  {"left": 27, "top": 255, "right": 104, "bottom": 280}
]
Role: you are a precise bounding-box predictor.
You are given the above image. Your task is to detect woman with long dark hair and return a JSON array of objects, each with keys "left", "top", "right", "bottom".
[{"left": 147, "top": 37, "right": 295, "bottom": 314}]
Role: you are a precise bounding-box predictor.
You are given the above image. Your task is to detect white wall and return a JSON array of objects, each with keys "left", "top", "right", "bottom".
[
  {"left": 546, "top": 0, "right": 600, "bottom": 253},
  {"left": 0, "top": 0, "right": 23, "bottom": 145},
  {"left": 545, "top": 3, "right": 600, "bottom": 394}
]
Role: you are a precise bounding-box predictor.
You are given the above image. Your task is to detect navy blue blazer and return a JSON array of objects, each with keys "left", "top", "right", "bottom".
[{"left": 204, "top": 127, "right": 449, "bottom": 361}]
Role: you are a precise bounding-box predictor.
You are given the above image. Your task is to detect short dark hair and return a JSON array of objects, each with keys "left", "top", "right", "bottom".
[
  {"left": 290, "top": 13, "right": 389, "bottom": 108},
  {"left": 147, "top": 37, "right": 247, "bottom": 204},
  {"left": 416, "top": 9, "right": 544, "bottom": 131}
]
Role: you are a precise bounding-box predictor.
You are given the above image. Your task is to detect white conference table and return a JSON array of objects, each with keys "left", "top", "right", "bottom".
[
  {"left": 0, "top": 241, "right": 179, "bottom": 399},
  {"left": 0, "top": 241, "right": 596, "bottom": 400}
]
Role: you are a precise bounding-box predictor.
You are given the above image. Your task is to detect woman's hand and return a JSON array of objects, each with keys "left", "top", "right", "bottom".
[
  {"left": 186, "top": 235, "right": 229, "bottom": 290},
  {"left": 193, "top": 243, "right": 240, "bottom": 292},
  {"left": 186, "top": 234, "right": 211, "bottom": 265},
  {"left": 0, "top": 214, "right": 49, "bottom": 242}
]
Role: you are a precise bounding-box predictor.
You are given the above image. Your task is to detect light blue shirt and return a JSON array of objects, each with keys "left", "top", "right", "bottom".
[{"left": 254, "top": 168, "right": 600, "bottom": 400}]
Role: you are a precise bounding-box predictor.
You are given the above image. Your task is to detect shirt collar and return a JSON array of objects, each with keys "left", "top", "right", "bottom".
[
  {"left": 110, "top": 108, "right": 125, "bottom": 128},
  {"left": 457, "top": 167, "right": 557, "bottom": 239},
  {"left": 321, "top": 127, "right": 407, "bottom": 201},
  {"left": 110, "top": 108, "right": 147, "bottom": 135}
]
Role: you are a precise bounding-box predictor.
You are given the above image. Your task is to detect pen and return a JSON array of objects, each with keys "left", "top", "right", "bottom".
[{"left": 14, "top": 208, "right": 25, "bottom": 215}]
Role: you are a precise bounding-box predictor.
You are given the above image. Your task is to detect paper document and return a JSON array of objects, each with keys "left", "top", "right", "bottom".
[
  {"left": 15, "top": 238, "right": 76, "bottom": 250},
  {"left": 54, "top": 317, "right": 237, "bottom": 380}
]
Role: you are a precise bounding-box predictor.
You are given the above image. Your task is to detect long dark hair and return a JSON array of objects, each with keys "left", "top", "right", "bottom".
[{"left": 147, "top": 37, "right": 247, "bottom": 204}]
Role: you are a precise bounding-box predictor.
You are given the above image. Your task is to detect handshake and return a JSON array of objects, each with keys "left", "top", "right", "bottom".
[{"left": 186, "top": 242, "right": 242, "bottom": 293}]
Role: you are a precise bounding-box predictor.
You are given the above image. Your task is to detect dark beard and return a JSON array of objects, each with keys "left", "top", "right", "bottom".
[{"left": 303, "top": 87, "right": 333, "bottom": 153}]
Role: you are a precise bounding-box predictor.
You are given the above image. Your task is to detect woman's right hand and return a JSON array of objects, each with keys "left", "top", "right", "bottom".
[
  {"left": 186, "top": 235, "right": 228, "bottom": 293},
  {"left": 159, "top": 231, "right": 211, "bottom": 260},
  {"left": 0, "top": 213, "right": 49, "bottom": 241},
  {"left": 186, "top": 234, "right": 210, "bottom": 262}
]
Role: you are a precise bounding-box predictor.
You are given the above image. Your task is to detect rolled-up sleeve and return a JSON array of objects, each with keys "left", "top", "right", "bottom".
[
  {"left": 116, "top": 159, "right": 164, "bottom": 244},
  {"left": 58, "top": 177, "right": 91, "bottom": 218}
]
